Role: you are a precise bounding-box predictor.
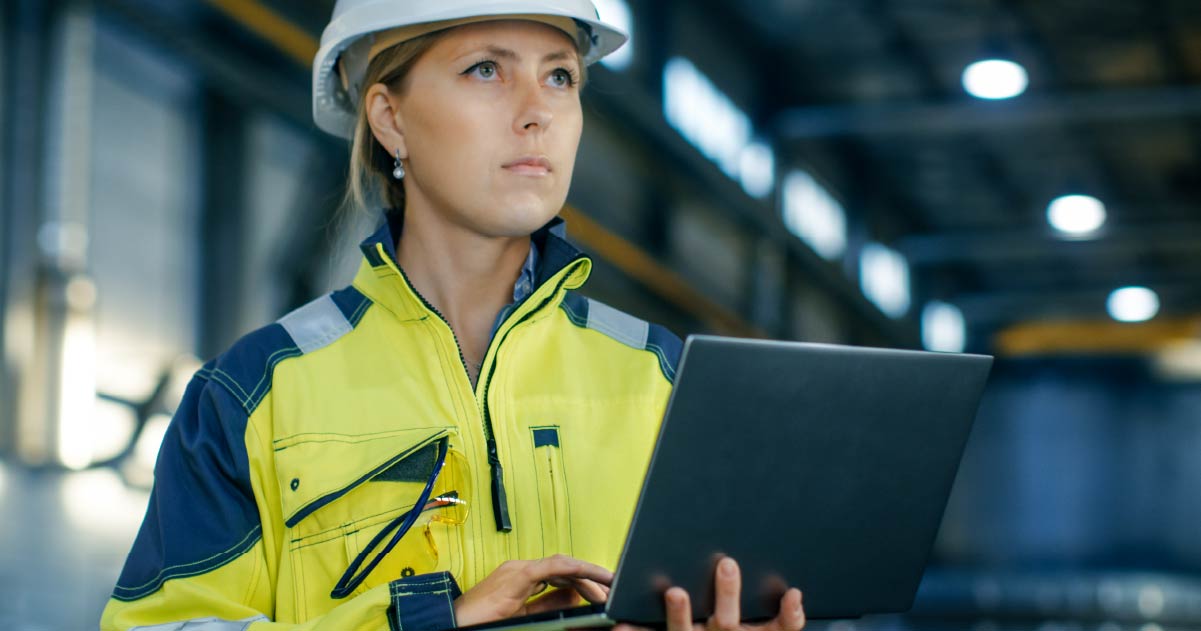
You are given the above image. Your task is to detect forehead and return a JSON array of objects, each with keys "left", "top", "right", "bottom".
[{"left": 429, "top": 19, "right": 581, "bottom": 61}]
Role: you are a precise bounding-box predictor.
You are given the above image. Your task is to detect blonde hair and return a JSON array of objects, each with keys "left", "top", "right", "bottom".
[
  {"left": 340, "top": 26, "right": 588, "bottom": 223},
  {"left": 341, "top": 33, "right": 443, "bottom": 224}
]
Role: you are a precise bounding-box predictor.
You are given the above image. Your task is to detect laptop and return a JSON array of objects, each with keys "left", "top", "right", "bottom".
[{"left": 458, "top": 335, "right": 993, "bottom": 630}]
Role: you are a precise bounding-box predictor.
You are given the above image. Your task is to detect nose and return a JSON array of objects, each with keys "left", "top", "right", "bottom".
[{"left": 513, "top": 76, "right": 553, "bottom": 133}]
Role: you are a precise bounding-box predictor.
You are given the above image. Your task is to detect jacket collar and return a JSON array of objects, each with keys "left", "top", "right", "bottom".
[{"left": 352, "top": 212, "right": 592, "bottom": 323}]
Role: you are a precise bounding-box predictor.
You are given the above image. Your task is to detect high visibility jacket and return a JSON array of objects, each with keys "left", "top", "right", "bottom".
[{"left": 100, "top": 215, "right": 682, "bottom": 631}]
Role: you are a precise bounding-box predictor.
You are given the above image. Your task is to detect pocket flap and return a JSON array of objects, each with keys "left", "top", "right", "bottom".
[{"left": 275, "top": 427, "right": 453, "bottom": 528}]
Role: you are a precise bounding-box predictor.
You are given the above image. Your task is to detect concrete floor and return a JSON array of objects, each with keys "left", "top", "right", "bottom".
[{"left": 0, "top": 459, "right": 149, "bottom": 631}]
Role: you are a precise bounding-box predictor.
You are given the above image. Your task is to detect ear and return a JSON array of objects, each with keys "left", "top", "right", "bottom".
[{"left": 365, "top": 83, "right": 408, "bottom": 160}]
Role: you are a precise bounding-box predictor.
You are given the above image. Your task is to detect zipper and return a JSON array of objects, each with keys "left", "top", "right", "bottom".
[
  {"left": 396, "top": 262, "right": 513, "bottom": 533},
  {"left": 387, "top": 257, "right": 474, "bottom": 379},
  {"left": 478, "top": 255, "right": 585, "bottom": 532},
  {"left": 377, "top": 242, "right": 587, "bottom": 533}
]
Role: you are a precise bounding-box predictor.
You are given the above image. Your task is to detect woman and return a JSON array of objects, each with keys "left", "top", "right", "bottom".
[{"left": 101, "top": 2, "right": 806, "bottom": 630}]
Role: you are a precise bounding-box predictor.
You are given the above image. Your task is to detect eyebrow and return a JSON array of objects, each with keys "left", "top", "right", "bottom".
[{"left": 459, "top": 45, "right": 578, "bottom": 64}]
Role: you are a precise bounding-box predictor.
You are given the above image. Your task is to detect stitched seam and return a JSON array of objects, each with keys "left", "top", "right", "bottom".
[
  {"left": 648, "top": 341, "right": 677, "bottom": 382},
  {"left": 273, "top": 426, "right": 452, "bottom": 450},
  {"left": 395, "top": 585, "right": 456, "bottom": 595},
  {"left": 246, "top": 347, "right": 303, "bottom": 410},
  {"left": 349, "top": 296, "right": 372, "bottom": 326},
  {"left": 559, "top": 301, "right": 587, "bottom": 327},
  {"left": 241, "top": 536, "right": 261, "bottom": 605},
  {"left": 207, "top": 370, "right": 250, "bottom": 409},
  {"left": 531, "top": 430, "right": 548, "bottom": 556},
  {"left": 392, "top": 582, "right": 405, "bottom": 631},
  {"left": 286, "top": 431, "right": 449, "bottom": 527},
  {"left": 289, "top": 503, "right": 417, "bottom": 550},
  {"left": 566, "top": 305, "right": 675, "bottom": 381},
  {"left": 115, "top": 525, "right": 262, "bottom": 593},
  {"left": 645, "top": 342, "right": 677, "bottom": 381},
  {"left": 113, "top": 527, "right": 262, "bottom": 600},
  {"left": 294, "top": 544, "right": 308, "bottom": 620},
  {"left": 211, "top": 367, "right": 253, "bottom": 402},
  {"left": 559, "top": 430, "right": 575, "bottom": 555}
]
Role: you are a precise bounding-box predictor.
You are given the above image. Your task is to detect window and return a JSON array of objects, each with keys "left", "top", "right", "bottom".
[
  {"left": 859, "top": 242, "right": 910, "bottom": 318},
  {"left": 663, "top": 57, "right": 774, "bottom": 198},
  {"left": 782, "top": 170, "right": 847, "bottom": 260}
]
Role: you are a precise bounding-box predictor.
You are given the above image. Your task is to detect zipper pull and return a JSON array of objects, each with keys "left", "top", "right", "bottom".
[{"left": 487, "top": 441, "right": 513, "bottom": 532}]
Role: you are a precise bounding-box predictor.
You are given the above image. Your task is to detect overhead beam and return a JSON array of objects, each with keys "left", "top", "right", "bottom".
[
  {"left": 900, "top": 224, "right": 1201, "bottom": 266},
  {"left": 98, "top": 0, "right": 320, "bottom": 136},
  {"left": 561, "top": 205, "right": 764, "bottom": 337},
  {"left": 773, "top": 86, "right": 1201, "bottom": 139},
  {"left": 952, "top": 281, "right": 1201, "bottom": 326},
  {"left": 204, "top": 0, "right": 316, "bottom": 68},
  {"left": 995, "top": 317, "right": 1201, "bottom": 357}
]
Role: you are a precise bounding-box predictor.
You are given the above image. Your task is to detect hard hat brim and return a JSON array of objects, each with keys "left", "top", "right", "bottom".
[{"left": 312, "top": 2, "right": 627, "bottom": 139}]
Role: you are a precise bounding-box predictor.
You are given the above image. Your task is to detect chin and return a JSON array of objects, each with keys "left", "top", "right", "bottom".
[{"left": 476, "top": 197, "right": 563, "bottom": 237}]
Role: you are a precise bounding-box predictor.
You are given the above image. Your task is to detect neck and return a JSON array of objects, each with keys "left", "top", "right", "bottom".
[{"left": 395, "top": 207, "right": 531, "bottom": 382}]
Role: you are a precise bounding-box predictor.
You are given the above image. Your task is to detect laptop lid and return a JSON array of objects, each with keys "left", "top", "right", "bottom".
[{"left": 605, "top": 335, "right": 993, "bottom": 624}]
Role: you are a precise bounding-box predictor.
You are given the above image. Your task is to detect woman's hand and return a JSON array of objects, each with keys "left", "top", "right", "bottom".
[
  {"left": 613, "top": 557, "right": 805, "bottom": 631},
  {"left": 453, "top": 554, "right": 613, "bottom": 627}
]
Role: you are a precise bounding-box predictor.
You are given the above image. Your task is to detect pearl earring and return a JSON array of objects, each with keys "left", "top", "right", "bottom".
[{"left": 392, "top": 149, "right": 405, "bottom": 180}]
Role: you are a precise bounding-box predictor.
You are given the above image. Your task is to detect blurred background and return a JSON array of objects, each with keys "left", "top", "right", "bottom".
[{"left": 2, "top": 0, "right": 1201, "bottom": 629}]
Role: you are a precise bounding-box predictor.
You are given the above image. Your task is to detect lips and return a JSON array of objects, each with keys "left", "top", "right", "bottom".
[{"left": 503, "top": 156, "right": 552, "bottom": 175}]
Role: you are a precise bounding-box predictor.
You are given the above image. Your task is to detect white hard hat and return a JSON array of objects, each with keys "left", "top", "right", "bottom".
[{"left": 313, "top": 0, "right": 628, "bottom": 139}]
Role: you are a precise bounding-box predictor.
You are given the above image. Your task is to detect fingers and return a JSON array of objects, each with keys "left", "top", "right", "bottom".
[
  {"left": 664, "top": 587, "right": 693, "bottom": 631},
  {"left": 569, "top": 577, "right": 610, "bottom": 604},
  {"left": 546, "top": 576, "right": 608, "bottom": 603},
  {"left": 709, "top": 557, "right": 741, "bottom": 630},
  {"left": 527, "top": 586, "right": 584, "bottom": 614},
  {"left": 769, "top": 588, "right": 805, "bottom": 631},
  {"left": 530, "top": 554, "right": 615, "bottom": 586}
]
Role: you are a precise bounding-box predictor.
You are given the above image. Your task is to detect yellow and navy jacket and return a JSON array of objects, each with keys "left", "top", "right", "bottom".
[{"left": 101, "top": 214, "right": 682, "bottom": 631}]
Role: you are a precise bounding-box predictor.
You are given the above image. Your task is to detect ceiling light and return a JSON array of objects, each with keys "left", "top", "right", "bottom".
[
  {"left": 860, "top": 243, "right": 910, "bottom": 318},
  {"left": 1047, "top": 194, "right": 1106, "bottom": 236},
  {"left": 783, "top": 170, "right": 847, "bottom": 260},
  {"left": 1107, "top": 286, "right": 1159, "bottom": 323},
  {"left": 739, "top": 141, "right": 775, "bottom": 199},
  {"left": 922, "top": 301, "right": 966, "bottom": 353},
  {"left": 962, "top": 59, "right": 1029, "bottom": 100}
]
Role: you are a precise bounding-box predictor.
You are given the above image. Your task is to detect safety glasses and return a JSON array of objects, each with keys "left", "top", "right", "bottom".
[{"left": 331, "top": 437, "right": 471, "bottom": 598}]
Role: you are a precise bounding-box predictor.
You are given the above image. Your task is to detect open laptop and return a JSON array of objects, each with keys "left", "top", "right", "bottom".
[{"left": 458, "top": 335, "right": 993, "bottom": 630}]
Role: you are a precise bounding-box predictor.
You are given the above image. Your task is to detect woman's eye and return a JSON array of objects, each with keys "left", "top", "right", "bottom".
[
  {"left": 470, "top": 61, "right": 498, "bottom": 80},
  {"left": 549, "top": 69, "right": 576, "bottom": 88}
]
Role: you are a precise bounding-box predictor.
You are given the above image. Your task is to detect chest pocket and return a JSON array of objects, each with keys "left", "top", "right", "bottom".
[
  {"left": 275, "top": 427, "right": 468, "bottom": 621},
  {"left": 530, "top": 426, "right": 573, "bottom": 557}
]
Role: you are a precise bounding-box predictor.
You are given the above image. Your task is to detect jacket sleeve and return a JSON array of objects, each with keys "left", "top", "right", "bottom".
[{"left": 100, "top": 366, "right": 461, "bottom": 631}]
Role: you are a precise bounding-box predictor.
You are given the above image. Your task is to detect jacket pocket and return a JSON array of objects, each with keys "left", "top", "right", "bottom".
[
  {"left": 531, "top": 426, "right": 573, "bottom": 557},
  {"left": 276, "top": 427, "right": 466, "bottom": 620}
]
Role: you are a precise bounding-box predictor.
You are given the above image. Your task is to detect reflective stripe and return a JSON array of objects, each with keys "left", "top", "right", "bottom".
[
  {"left": 278, "top": 294, "right": 353, "bottom": 354},
  {"left": 130, "top": 615, "right": 268, "bottom": 631},
  {"left": 585, "top": 298, "right": 649, "bottom": 351}
]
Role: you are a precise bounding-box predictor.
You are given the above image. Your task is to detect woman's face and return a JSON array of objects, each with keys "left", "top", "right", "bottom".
[{"left": 384, "top": 20, "right": 584, "bottom": 238}]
